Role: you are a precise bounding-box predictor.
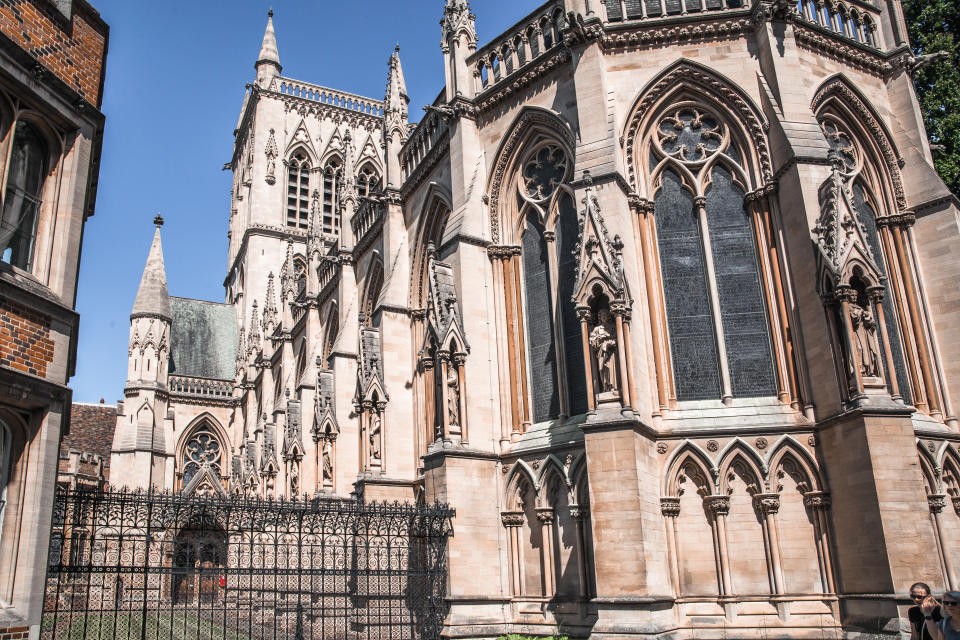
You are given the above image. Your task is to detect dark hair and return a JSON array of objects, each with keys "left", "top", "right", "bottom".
[{"left": 911, "top": 582, "right": 932, "bottom": 595}]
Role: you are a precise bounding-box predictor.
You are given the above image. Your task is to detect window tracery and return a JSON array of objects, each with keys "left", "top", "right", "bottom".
[
  {"left": 181, "top": 429, "right": 222, "bottom": 489},
  {"left": 356, "top": 164, "right": 380, "bottom": 198},
  {"left": 286, "top": 151, "right": 310, "bottom": 229}
]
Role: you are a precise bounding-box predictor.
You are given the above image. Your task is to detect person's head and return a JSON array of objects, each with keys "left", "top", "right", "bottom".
[
  {"left": 943, "top": 591, "right": 960, "bottom": 613},
  {"left": 911, "top": 582, "right": 933, "bottom": 603}
]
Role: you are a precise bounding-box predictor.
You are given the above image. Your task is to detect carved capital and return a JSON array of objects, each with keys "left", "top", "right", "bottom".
[
  {"left": 452, "top": 352, "right": 468, "bottom": 367},
  {"left": 693, "top": 195, "right": 707, "bottom": 209},
  {"left": 576, "top": 306, "right": 592, "bottom": 322},
  {"left": 803, "top": 491, "right": 832, "bottom": 510},
  {"left": 568, "top": 505, "right": 589, "bottom": 520},
  {"left": 866, "top": 285, "right": 885, "bottom": 303},
  {"left": 501, "top": 512, "right": 525, "bottom": 528},
  {"left": 704, "top": 495, "right": 730, "bottom": 516},
  {"left": 535, "top": 508, "right": 555, "bottom": 524},
  {"left": 542, "top": 230, "right": 556, "bottom": 243},
  {"left": 952, "top": 496, "right": 960, "bottom": 517},
  {"left": 753, "top": 493, "right": 781, "bottom": 514},
  {"left": 660, "top": 497, "right": 681, "bottom": 518},
  {"left": 375, "top": 400, "right": 388, "bottom": 411},
  {"left": 929, "top": 494, "right": 947, "bottom": 514}
]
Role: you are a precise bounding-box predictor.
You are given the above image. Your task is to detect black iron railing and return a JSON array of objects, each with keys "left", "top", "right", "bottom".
[{"left": 43, "top": 486, "right": 453, "bottom": 640}]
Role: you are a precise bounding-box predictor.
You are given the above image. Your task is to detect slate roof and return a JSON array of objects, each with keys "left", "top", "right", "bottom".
[{"left": 169, "top": 297, "right": 238, "bottom": 381}]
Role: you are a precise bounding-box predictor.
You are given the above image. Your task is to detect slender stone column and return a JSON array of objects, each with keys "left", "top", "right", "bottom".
[
  {"left": 695, "top": 197, "right": 732, "bottom": 405},
  {"left": 453, "top": 352, "right": 468, "bottom": 444},
  {"left": 754, "top": 493, "right": 785, "bottom": 594},
  {"left": 569, "top": 504, "right": 590, "bottom": 598},
  {"left": 868, "top": 286, "right": 900, "bottom": 399},
  {"left": 803, "top": 491, "right": 835, "bottom": 593},
  {"left": 577, "top": 307, "right": 595, "bottom": 411},
  {"left": 501, "top": 513, "right": 525, "bottom": 596},
  {"left": 537, "top": 508, "right": 556, "bottom": 597},
  {"left": 438, "top": 350, "right": 451, "bottom": 440},
  {"left": 928, "top": 495, "right": 956, "bottom": 589},
  {"left": 661, "top": 497, "right": 681, "bottom": 595},
  {"left": 611, "top": 304, "right": 632, "bottom": 408},
  {"left": 636, "top": 203, "right": 670, "bottom": 410},
  {"left": 705, "top": 495, "right": 732, "bottom": 596}
]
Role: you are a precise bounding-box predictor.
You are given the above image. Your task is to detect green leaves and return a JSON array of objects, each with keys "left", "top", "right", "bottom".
[{"left": 904, "top": 0, "right": 960, "bottom": 194}]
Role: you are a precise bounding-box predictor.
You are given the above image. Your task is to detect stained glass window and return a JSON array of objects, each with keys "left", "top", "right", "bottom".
[{"left": 182, "top": 430, "right": 222, "bottom": 487}]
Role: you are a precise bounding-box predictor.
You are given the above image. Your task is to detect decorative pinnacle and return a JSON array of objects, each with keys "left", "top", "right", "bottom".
[
  {"left": 153, "top": 214, "right": 164, "bottom": 227},
  {"left": 268, "top": 8, "right": 273, "bottom": 18}
]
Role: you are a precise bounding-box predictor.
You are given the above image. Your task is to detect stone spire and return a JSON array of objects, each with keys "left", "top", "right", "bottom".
[
  {"left": 441, "top": 0, "right": 477, "bottom": 99},
  {"left": 383, "top": 46, "right": 409, "bottom": 189},
  {"left": 255, "top": 9, "right": 282, "bottom": 88},
  {"left": 131, "top": 216, "right": 171, "bottom": 321}
]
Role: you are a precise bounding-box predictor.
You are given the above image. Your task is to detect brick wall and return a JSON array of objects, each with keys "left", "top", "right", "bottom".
[
  {"left": 0, "top": 627, "right": 29, "bottom": 640},
  {"left": 0, "top": 0, "right": 108, "bottom": 106},
  {"left": 0, "top": 296, "right": 54, "bottom": 378}
]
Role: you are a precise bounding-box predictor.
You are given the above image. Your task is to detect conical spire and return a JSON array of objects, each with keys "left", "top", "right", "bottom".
[
  {"left": 385, "top": 45, "right": 409, "bottom": 116},
  {"left": 256, "top": 9, "right": 281, "bottom": 72},
  {"left": 131, "top": 216, "right": 171, "bottom": 321}
]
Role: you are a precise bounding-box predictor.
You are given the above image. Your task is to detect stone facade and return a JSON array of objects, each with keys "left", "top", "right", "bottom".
[
  {"left": 0, "top": 0, "right": 109, "bottom": 634},
  {"left": 102, "top": 1, "right": 960, "bottom": 637}
]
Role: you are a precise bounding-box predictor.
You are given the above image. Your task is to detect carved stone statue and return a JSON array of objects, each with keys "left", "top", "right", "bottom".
[
  {"left": 589, "top": 308, "right": 618, "bottom": 393},
  {"left": 289, "top": 462, "right": 299, "bottom": 496},
  {"left": 446, "top": 365, "right": 460, "bottom": 427},
  {"left": 369, "top": 413, "right": 382, "bottom": 462},
  {"left": 322, "top": 440, "right": 333, "bottom": 484},
  {"left": 849, "top": 302, "right": 881, "bottom": 379}
]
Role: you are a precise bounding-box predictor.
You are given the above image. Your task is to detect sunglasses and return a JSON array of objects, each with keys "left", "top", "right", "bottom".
[
  {"left": 913, "top": 594, "right": 928, "bottom": 599},
  {"left": 944, "top": 601, "right": 960, "bottom": 606}
]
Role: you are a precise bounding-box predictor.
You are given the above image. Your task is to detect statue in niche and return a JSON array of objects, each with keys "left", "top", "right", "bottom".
[
  {"left": 322, "top": 440, "right": 333, "bottom": 484},
  {"left": 289, "top": 462, "right": 299, "bottom": 496},
  {"left": 369, "top": 413, "right": 382, "bottom": 462},
  {"left": 446, "top": 365, "right": 460, "bottom": 428},
  {"left": 265, "top": 475, "right": 275, "bottom": 495},
  {"left": 589, "top": 308, "right": 618, "bottom": 393},
  {"left": 849, "top": 297, "right": 881, "bottom": 379}
]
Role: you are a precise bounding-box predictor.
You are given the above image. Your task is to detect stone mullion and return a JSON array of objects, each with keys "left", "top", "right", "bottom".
[
  {"left": 867, "top": 286, "right": 900, "bottom": 400},
  {"left": 501, "top": 513, "right": 525, "bottom": 596},
  {"left": 536, "top": 508, "right": 557, "bottom": 596},
  {"left": 705, "top": 495, "right": 733, "bottom": 596},
  {"left": 660, "top": 498, "right": 681, "bottom": 595},
  {"left": 749, "top": 197, "right": 791, "bottom": 405},
  {"left": 890, "top": 221, "right": 943, "bottom": 418},
  {"left": 928, "top": 495, "right": 956, "bottom": 589},
  {"left": 879, "top": 223, "right": 927, "bottom": 411},
  {"left": 803, "top": 491, "right": 836, "bottom": 593},
  {"left": 636, "top": 202, "right": 671, "bottom": 411},
  {"left": 754, "top": 493, "right": 784, "bottom": 595},
  {"left": 695, "top": 197, "right": 733, "bottom": 405},
  {"left": 577, "top": 307, "right": 596, "bottom": 411}
]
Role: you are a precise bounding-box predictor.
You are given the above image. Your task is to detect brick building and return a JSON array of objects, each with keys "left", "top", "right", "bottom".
[
  {"left": 100, "top": 0, "right": 960, "bottom": 637},
  {"left": 58, "top": 401, "right": 114, "bottom": 489},
  {"left": 0, "top": 0, "right": 108, "bottom": 634}
]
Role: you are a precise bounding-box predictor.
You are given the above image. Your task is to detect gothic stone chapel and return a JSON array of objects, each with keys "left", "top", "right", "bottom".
[{"left": 107, "top": 0, "right": 960, "bottom": 637}]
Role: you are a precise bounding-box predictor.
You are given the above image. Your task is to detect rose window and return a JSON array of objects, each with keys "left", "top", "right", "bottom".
[
  {"left": 521, "top": 145, "right": 567, "bottom": 201},
  {"left": 182, "top": 431, "right": 222, "bottom": 486},
  {"left": 656, "top": 108, "right": 723, "bottom": 164}
]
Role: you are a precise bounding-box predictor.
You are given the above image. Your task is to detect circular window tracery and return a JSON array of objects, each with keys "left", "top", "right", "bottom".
[
  {"left": 182, "top": 430, "right": 222, "bottom": 487},
  {"left": 521, "top": 144, "right": 567, "bottom": 202},
  {"left": 655, "top": 107, "right": 724, "bottom": 164}
]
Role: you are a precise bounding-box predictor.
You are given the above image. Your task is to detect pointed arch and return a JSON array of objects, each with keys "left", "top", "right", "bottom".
[
  {"left": 941, "top": 444, "right": 960, "bottom": 498},
  {"left": 663, "top": 441, "right": 716, "bottom": 497},
  {"left": 917, "top": 442, "right": 940, "bottom": 495},
  {"left": 175, "top": 413, "right": 230, "bottom": 491},
  {"left": 504, "top": 460, "right": 538, "bottom": 510},
  {"left": 717, "top": 439, "right": 767, "bottom": 495},
  {"left": 486, "top": 106, "right": 575, "bottom": 245},
  {"left": 361, "top": 254, "right": 384, "bottom": 325},
  {"left": 811, "top": 73, "right": 905, "bottom": 212},
  {"left": 320, "top": 301, "right": 339, "bottom": 368},
  {"left": 537, "top": 460, "right": 570, "bottom": 508},
  {"left": 410, "top": 183, "right": 453, "bottom": 309},
  {"left": 623, "top": 59, "right": 772, "bottom": 194},
  {"left": 765, "top": 436, "right": 821, "bottom": 495}
]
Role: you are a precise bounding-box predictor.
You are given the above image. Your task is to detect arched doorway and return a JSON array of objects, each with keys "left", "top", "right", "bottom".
[{"left": 171, "top": 527, "right": 226, "bottom": 604}]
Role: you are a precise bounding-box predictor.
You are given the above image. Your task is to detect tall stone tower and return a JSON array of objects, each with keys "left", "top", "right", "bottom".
[{"left": 110, "top": 216, "right": 172, "bottom": 489}]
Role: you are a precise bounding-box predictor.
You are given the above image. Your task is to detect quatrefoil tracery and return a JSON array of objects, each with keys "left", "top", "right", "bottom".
[{"left": 520, "top": 144, "right": 568, "bottom": 203}]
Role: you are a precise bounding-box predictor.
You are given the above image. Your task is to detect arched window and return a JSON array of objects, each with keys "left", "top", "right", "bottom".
[
  {"left": 362, "top": 260, "right": 384, "bottom": 327},
  {"left": 322, "top": 158, "right": 342, "bottom": 235},
  {"left": 181, "top": 426, "right": 222, "bottom": 489},
  {"left": 1, "top": 121, "right": 48, "bottom": 270},
  {"left": 650, "top": 105, "right": 776, "bottom": 401},
  {"left": 356, "top": 164, "right": 380, "bottom": 198},
  {"left": 517, "top": 143, "right": 587, "bottom": 421},
  {"left": 321, "top": 304, "right": 339, "bottom": 369},
  {"left": 286, "top": 151, "right": 310, "bottom": 229}
]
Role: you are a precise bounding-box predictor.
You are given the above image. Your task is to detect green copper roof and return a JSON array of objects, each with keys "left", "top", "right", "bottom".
[{"left": 169, "top": 297, "right": 238, "bottom": 381}]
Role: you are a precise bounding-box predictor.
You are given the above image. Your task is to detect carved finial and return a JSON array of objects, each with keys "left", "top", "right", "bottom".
[
  {"left": 153, "top": 214, "right": 164, "bottom": 228},
  {"left": 583, "top": 170, "right": 593, "bottom": 186},
  {"left": 268, "top": 8, "right": 273, "bottom": 18},
  {"left": 426, "top": 241, "right": 436, "bottom": 257},
  {"left": 395, "top": 43, "right": 400, "bottom": 53}
]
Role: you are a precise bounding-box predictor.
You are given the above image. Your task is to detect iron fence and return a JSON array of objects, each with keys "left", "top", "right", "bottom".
[{"left": 43, "top": 486, "right": 453, "bottom": 640}]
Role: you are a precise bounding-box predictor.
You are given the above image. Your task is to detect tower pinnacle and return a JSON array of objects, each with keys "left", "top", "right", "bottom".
[
  {"left": 131, "top": 223, "right": 171, "bottom": 321},
  {"left": 255, "top": 9, "right": 281, "bottom": 87}
]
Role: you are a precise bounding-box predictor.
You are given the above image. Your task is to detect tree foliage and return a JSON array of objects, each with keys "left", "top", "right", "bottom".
[{"left": 903, "top": 0, "right": 960, "bottom": 194}]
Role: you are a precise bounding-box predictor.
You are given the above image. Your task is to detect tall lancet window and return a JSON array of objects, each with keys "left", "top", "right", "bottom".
[
  {"left": 356, "top": 164, "right": 380, "bottom": 198},
  {"left": 518, "top": 144, "right": 587, "bottom": 421},
  {"left": 650, "top": 105, "right": 776, "bottom": 401},
  {"left": 322, "top": 158, "right": 342, "bottom": 235},
  {"left": 286, "top": 151, "right": 310, "bottom": 229}
]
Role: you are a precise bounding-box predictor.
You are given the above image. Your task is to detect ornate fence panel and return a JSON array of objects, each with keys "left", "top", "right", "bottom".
[{"left": 42, "top": 487, "right": 453, "bottom": 640}]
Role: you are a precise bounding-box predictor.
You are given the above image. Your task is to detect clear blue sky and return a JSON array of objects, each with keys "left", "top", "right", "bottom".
[{"left": 72, "top": 0, "right": 540, "bottom": 403}]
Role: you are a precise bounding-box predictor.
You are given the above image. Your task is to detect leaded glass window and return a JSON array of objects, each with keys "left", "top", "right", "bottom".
[
  {"left": 650, "top": 104, "right": 776, "bottom": 401},
  {"left": 181, "top": 430, "right": 222, "bottom": 487},
  {"left": 322, "top": 158, "right": 342, "bottom": 235},
  {"left": 1, "top": 121, "right": 48, "bottom": 270},
  {"left": 286, "top": 151, "right": 310, "bottom": 229}
]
